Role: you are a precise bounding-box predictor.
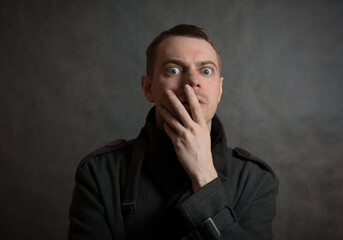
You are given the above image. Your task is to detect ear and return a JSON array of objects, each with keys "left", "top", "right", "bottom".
[
  {"left": 141, "top": 75, "right": 154, "bottom": 103},
  {"left": 217, "top": 77, "right": 224, "bottom": 103}
]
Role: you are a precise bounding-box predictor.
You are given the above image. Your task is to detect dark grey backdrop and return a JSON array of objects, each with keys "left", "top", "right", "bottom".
[{"left": 1, "top": 0, "right": 342, "bottom": 239}]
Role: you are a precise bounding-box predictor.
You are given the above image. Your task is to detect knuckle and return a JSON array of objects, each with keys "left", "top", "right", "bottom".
[
  {"left": 171, "top": 118, "right": 178, "bottom": 126},
  {"left": 189, "top": 125, "right": 198, "bottom": 135},
  {"left": 174, "top": 138, "right": 183, "bottom": 148},
  {"left": 180, "top": 130, "right": 189, "bottom": 139}
]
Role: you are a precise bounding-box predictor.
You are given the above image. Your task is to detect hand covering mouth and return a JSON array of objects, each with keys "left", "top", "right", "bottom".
[
  {"left": 180, "top": 98, "right": 204, "bottom": 105},
  {"left": 176, "top": 89, "right": 207, "bottom": 105}
]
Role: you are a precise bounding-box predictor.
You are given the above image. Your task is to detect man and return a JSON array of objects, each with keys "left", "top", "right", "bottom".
[{"left": 68, "top": 24, "right": 278, "bottom": 240}]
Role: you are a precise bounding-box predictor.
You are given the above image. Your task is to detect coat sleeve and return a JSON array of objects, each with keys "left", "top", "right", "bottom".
[
  {"left": 176, "top": 175, "right": 279, "bottom": 240},
  {"left": 68, "top": 166, "right": 114, "bottom": 240}
]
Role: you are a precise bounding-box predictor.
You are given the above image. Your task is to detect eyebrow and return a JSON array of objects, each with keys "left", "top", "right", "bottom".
[
  {"left": 161, "top": 59, "right": 218, "bottom": 70},
  {"left": 199, "top": 61, "right": 218, "bottom": 69}
]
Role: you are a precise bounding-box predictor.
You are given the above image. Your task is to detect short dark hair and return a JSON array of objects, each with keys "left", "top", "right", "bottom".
[{"left": 146, "top": 24, "right": 221, "bottom": 78}]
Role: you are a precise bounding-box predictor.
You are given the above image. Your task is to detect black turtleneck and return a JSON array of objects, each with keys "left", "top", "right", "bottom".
[{"left": 144, "top": 107, "right": 189, "bottom": 199}]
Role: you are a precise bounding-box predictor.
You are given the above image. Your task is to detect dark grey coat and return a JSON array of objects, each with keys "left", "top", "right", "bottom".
[{"left": 68, "top": 110, "right": 278, "bottom": 240}]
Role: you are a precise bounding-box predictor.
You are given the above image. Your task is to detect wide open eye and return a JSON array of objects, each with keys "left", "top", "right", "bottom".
[
  {"left": 168, "top": 67, "right": 181, "bottom": 75},
  {"left": 201, "top": 68, "right": 212, "bottom": 75}
]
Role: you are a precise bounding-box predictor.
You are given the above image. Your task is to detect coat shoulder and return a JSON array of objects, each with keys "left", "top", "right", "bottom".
[
  {"left": 232, "top": 147, "right": 277, "bottom": 180},
  {"left": 78, "top": 139, "right": 130, "bottom": 168}
]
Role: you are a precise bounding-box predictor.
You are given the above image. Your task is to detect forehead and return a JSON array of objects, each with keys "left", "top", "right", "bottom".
[{"left": 154, "top": 36, "right": 219, "bottom": 67}]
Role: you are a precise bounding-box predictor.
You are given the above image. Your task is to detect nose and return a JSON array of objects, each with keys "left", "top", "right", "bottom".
[{"left": 183, "top": 68, "right": 200, "bottom": 88}]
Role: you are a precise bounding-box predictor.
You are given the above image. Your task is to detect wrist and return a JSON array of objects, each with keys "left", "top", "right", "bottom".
[{"left": 191, "top": 168, "right": 218, "bottom": 192}]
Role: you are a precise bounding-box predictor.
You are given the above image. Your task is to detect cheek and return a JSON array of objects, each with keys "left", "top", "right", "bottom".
[
  {"left": 154, "top": 77, "right": 181, "bottom": 93},
  {"left": 207, "top": 84, "right": 222, "bottom": 103},
  {"left": 151, "top": 82, "right": 170, "bottom": 103}
]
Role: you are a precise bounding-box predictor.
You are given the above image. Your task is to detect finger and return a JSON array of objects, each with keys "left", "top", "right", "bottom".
[
  {"left": 164, "top": 90, "right": 193, "bottom": 127},
  {"left": 157, "top": 105, "right": 184, "bottom": 134},
  {"left": 184, "top": 84, "right": 206, "bottom": 125},
  {"left": 163, "top": 121, "right": 178, "bottom": 144}
]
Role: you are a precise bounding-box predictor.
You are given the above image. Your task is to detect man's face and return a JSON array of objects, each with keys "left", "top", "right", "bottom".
[{"left": 142, "top": 36, "right": 223, "bottom": 128}]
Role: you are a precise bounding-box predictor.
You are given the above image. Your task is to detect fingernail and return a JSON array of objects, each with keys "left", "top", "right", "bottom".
[
  {"left": 185, "top": 84, "right": 192, "bottom": 91},
  {"left": 165, "top": 90, "right": 172, "bottom": 96}
]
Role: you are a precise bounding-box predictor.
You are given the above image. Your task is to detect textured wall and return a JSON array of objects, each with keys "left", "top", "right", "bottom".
[{"left": 1, "top": 0, "right": 342, "bottom": 239}]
